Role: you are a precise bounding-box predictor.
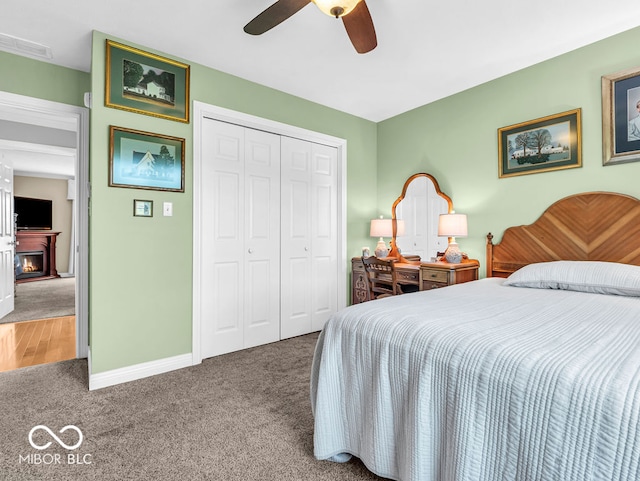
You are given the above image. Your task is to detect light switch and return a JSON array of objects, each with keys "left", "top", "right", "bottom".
[{"left": 163, "top": 202, "right": 173, "bottom": 216}]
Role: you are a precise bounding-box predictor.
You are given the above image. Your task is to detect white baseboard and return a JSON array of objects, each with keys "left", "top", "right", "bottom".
[{"left": 88, "top": 352, "right": 193, "bottom": 390}]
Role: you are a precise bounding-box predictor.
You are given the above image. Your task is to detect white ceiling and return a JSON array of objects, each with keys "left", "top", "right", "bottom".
[
  {"left": 0, "top": 140, "right": 76, "bottom": 179},
  {"left": 2, "top": 0, "right": 640, "bottom": 122}
]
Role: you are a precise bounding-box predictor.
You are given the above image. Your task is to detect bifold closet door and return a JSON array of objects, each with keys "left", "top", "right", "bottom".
[
  {"left": 200, "top": 118, "right": 281, "bottom": 358},
  {"left": 280, "top": 137, "right": 338, "bottom": 339}
]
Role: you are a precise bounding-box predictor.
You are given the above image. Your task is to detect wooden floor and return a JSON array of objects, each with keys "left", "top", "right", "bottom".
[{"left": 0, "top": 316, "right": 76, "bottom": 372}]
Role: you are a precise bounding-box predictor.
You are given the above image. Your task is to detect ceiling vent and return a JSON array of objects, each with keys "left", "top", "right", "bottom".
[{"left": 0, "top": 32, "right": 53, "bottom": 60}]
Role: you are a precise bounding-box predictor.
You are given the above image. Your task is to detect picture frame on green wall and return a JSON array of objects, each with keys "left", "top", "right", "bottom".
[
  {"left": 109, "top": 126, "right": 185, "bottom": 192},
  {"left": 498, "top": 109, "right": 582, "bottom": 178},
  {"left": 133, "top": 199, "right": 153, "bottom": 217},
  {"left": 105, "top": 39, "right": 190, "bottom": 123},
  {"left": 602, "top": 66, "right": 640, "bottom": 166}
]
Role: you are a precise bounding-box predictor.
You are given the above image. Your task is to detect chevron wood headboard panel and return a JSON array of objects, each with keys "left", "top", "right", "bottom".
[{"left": 486, "top": 192, "right": 640, "bottom": 277}]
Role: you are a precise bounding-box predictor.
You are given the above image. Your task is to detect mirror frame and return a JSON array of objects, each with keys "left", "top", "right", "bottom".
[{"left": 388, "top": 173, "right": 453, "bottom": 262}]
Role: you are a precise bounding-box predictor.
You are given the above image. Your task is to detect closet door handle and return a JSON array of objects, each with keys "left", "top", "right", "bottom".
[
  {"left": 248, "top": 248, "right": 253, "bottom": 254},
  {"left": 304, "top": 247, "right": 309, "bottom": 251}
]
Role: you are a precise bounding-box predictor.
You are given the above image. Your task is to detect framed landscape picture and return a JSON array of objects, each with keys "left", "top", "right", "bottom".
[
  {"left": 105, "top": 40, "right": 190, "bottom": 123},
  {"left": 498, "top": 109, "right": 582, "bottom": 178},
  {"left": 602, "top": 65, "right": 640, "bottom": 165},
  {"left": 109, "top": 126, "right": 185, "bottom": 192}
]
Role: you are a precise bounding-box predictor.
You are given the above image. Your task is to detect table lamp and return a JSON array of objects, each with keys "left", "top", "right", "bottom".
[
  {"left": 437, "top": 213, "right": 467, "bottom": 263},
  {"left": 370, "top": 216, "right": 393, "bottom": 258}
]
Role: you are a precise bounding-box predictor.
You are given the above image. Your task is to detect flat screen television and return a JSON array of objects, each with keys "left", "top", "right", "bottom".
[{"left": 14, "top": 196, "right": 53, "bottom": 230}]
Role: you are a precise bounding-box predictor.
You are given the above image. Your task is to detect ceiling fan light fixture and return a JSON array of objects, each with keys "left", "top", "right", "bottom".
[{"left": 312, "top": 0, "right": 361, "bottom": 17}]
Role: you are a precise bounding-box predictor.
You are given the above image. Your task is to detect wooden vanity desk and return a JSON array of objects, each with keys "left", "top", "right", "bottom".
[
  {"left": 351, "top": 257, "right": 479, "bottom": 304},
  {"left": 354, "top": 171, "right": 479, "bottom": 304}
]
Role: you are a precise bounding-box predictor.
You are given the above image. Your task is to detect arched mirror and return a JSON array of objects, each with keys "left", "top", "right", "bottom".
[{"left": 389, "top": 173, "right": 453, "bottom": 262}]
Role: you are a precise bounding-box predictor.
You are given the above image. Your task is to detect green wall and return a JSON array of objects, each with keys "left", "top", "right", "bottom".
[
  {"left": 4, "top": 24, "right": 640, "bottom": 376},
  {"left": 89, "top": 31, "right": 377, "bottom": 373},
  {"left": 0, "top": 51, "right": 89, "bottom": 106},
  {"left": 377, "top": 26, "right": 640, "bottom": 274}
]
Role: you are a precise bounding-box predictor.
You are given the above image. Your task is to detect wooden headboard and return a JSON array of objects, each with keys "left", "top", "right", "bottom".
[{"left": 486, "top": 191, "right": 640, "bottom": 277}]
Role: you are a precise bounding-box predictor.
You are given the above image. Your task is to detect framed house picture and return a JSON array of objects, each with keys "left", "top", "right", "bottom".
[
  {"left": 498, "top": 109, "right": 582, "bottom": 178},
  {"left": 109, "top": 126, "right": 185, "bottom": 192},
  {"left": 602, "top": 66, "right": 640, "bottom": 165},
  {"left": 105, "top": 39, "right": 190, "bottom": 123}
]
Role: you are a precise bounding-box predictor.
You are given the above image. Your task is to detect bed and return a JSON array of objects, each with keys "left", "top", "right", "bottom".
[{"left": 311, "top": 192, "right": 640, "bottom": 481}]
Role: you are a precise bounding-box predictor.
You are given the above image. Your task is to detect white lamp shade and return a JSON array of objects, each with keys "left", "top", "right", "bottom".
[
  {"left": 370, "top": 218, "right": 405, "bottom": 239},
  {"left": 438, "top": 213, "right": 468, "bottom": 237},
  {"left": 370, "top": 218, "right": 393, "bottom": 238}
]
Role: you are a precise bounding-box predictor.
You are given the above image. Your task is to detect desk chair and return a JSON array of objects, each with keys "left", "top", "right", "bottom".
[{"left": 362, "top": 256, "right": 398, "bottom": 300}]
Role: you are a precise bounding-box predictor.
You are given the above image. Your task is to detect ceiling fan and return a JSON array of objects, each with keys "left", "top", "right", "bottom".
[{"left": 244, "top": 0, "right": 377, "bottom": 54}]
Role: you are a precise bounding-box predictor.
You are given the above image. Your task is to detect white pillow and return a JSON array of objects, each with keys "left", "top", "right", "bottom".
[{"left": 503, "top": 261, "right": 640, "bottom": 296}]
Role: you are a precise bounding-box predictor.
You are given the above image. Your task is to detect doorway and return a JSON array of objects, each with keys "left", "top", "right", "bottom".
[{"left": 0, "top": 91, "right": 88, "bottom": 371}]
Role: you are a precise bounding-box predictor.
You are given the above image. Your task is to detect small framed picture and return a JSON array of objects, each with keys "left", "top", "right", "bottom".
[
  {"left": 602, "top": 65, "right": 640, "bottom": 165},
  {"left": 133, "top": 199, "right": 153, "bottom": 217},
  {"left": 105, "top": 39, "right": 190, "bottom": 123},
  {"left": 109, "top": 126, "right": 185, "bottom": 192},
  {"left": 498, "top": 109, "right": 582, "bottom": 178}
]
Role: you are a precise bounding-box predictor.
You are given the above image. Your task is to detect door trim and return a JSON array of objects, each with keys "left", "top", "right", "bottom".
[
  {"left": 0, "top": 91, "right": 89, "bottom": 359},
  {"left": 192, "top": 101, "right": 347, "bottom": 364}
]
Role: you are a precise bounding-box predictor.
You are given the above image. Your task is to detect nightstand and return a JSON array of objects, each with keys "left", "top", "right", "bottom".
[{"left": 420, "top": 259, "right": 479, "bottom": 290}]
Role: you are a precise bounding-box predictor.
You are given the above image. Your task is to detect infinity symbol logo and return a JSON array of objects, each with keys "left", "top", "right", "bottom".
[{"left": 28, "top": 425, "right": 84, "bottom": 450}]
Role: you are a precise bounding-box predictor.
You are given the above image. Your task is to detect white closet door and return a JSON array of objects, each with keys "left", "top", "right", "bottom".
[
  {"left": 244, "top": 128, "right": 281, "bottom": 348},
  {"left": 200, "top": 119, "right": 280, "bottom": 358},
  {"left": 310, "top": 143, "right": 338, "bottom": 332},
  {"left": 280, "top": 138, "right": 311, "bottom": 338},
  {"left": 281, "top": 137, "right": 338, "bottom": 338}
]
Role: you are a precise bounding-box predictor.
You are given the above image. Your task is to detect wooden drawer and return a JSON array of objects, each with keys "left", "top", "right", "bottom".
[
  {"left": 396, "top": 267, "right": 419, "bottom": 284},
  {"left": 421, "top": 280, "right": 447, "bottom": 290},
  {"left": 421, "top": 268, "right": 449, "bottom": 284},
  {"left": 352, "top": 259, "right": 365, "bottom": 273},
  {"left": 419, "top": 260, "right": 479, "bottom": 290}
]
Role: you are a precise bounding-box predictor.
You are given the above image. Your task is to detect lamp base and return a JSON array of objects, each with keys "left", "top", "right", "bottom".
[
  {"left": 374, "top": 238, "right": 389, "bottom": 258},
  {"left": 443, "top": 242, "right": 462, "bottom": 264}
]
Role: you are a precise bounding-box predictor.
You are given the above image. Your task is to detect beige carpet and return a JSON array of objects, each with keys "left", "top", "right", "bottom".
[
  {"left": 0, "top": 277, "right": 75, "bottom": 325},
  {"left": 0, "top": 332, "right": 384, "bottom": 481}
]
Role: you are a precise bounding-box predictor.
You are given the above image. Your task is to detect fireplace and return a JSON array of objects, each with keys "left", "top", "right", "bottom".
[
  {"left": 16, "top": 251, "right": 44, "bottom": 280},
  {"left": 15, "top": 231, "right": 60, "bottom": 283}
]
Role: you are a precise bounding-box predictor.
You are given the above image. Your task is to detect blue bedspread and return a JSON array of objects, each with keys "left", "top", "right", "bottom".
[{"left": 311, "top": 278, "right": 640, "bottom": 481}]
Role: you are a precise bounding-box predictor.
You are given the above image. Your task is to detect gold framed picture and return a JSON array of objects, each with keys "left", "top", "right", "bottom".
[
  {"left": 109, "top": 126, "right": 185, "bottom": 192},
  {"left": 498, "top": 109, "right": 582, "bottom": 178},
  {"left": 105, "top": 40, "right": 190, "bottom": 123}
]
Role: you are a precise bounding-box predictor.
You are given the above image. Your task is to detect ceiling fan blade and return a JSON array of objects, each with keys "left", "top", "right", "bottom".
[
  {"left": 342, "top": 0, "right": 377, "bottom": 53},
  {"left": 244, "top": 0, "right": 312, "bottom": 35}
]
